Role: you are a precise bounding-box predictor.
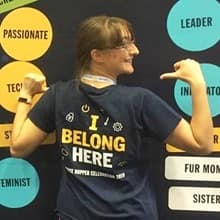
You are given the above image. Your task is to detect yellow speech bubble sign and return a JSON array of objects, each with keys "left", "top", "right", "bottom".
[
  {"left": 0, "top": 61, "right": 44, "bottom": 113},
  {"left": 0, "top": 7, "right": 53, "bottom": 61}
]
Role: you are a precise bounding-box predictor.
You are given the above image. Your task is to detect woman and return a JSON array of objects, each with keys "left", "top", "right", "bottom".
[{"left": 10, "top": 15, "right": 213, "bottom": 220}]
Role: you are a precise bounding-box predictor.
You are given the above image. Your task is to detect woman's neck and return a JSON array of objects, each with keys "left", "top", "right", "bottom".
[{"left": 80, "top": 73, "right": 117, "bottom": 88}]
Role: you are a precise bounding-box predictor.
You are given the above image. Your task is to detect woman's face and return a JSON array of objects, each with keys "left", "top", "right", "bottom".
[
  {"left": 100, "top": 30, "right": 140, "bottom": 78},
  {"left": 107, "top": 44, "right": 138, "bottom": 76}
]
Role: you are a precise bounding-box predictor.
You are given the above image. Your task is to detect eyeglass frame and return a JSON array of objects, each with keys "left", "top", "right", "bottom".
[
  {"left": 113, "top": 40, "right": 136, "bottom": 50},
  {"left": 97, "top": 40, "right": 136, "bottom": 51}
]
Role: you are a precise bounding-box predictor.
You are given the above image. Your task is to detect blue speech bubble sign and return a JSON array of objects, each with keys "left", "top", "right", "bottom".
[
  {"left": 0, "top": 158, "right": 40, "bottom": 208},
  {"left": 167, "top": 0, "right": 220, "bottom": 51},
  {"left": 174, "top": 63, "right": 220, "bottom": 117}
]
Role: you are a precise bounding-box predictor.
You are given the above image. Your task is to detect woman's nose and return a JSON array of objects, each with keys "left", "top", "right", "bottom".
[{"left": 130, "top": 43, "right": 140, "bottom": 55}]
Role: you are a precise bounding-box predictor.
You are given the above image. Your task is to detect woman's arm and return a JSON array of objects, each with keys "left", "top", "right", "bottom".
[
  {"left": 10, "top": 73, "right": 48, "bottom": 158},
  {"left": 160, "top": 59, "right": 213, "bottom": 154}
]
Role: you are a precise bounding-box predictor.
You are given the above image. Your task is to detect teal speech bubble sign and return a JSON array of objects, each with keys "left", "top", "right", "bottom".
[
  {"left": 167, "top": 0, "right": 220, "bottom": 51},
  {"left": 174, "top": 63, "right": 220, "bottom": 117},
  {"left": 0, "top": 158, "right": 40, "bottom": 208}
]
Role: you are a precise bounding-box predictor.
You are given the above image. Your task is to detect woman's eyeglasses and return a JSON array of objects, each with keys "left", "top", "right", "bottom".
[{"left": 114, "top": 40, "right": 136, "bottom": 50}]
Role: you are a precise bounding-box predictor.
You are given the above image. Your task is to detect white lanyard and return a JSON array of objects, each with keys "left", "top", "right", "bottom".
[{"left": 81, "top": 74, "right": 117, "bottom": 85}]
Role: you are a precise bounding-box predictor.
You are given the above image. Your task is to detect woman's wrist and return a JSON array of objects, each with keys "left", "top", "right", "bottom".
[
  {"left": 18, "top": 90, "right": 33, "bottom": 104},
  {"left": 190, "top": 81, "right": 207, "bottom": 96}
]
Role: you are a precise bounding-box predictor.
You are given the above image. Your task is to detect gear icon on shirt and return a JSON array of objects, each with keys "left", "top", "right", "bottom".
[{"left": 113, "top": 122, "right": 123, "bottom": 132}]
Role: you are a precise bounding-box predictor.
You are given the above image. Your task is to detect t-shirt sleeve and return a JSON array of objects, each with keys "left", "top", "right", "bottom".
[
  {"left": 28, "top": 85, "right": 56, "bottom": 133},
  {"left": 141, "top": 89, "right": 182, "bottom": 141}
]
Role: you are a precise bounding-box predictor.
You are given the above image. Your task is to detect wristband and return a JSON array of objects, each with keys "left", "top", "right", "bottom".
[{"left": 18, "top": 97, "right": 32, "bottom": 104}]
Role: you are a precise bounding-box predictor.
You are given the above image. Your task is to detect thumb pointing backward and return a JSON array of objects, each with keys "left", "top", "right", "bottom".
[{"left": 160, "top": 71, "right": 177, "bottom": 80}]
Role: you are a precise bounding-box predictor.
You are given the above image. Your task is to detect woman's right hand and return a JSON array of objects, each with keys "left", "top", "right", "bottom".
[{"left": 20, "top": 73, "right": 48, "bottom": 98}]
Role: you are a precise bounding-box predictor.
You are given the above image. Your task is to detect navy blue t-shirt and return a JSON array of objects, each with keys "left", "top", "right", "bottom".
[{"left": 29, "top": 80, "right": 181, "bottom": 220}]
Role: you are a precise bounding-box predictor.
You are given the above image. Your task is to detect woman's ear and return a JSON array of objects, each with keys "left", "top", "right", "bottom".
[{"left": 90, "top": 49, "right": 104, "bottom": 63}]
